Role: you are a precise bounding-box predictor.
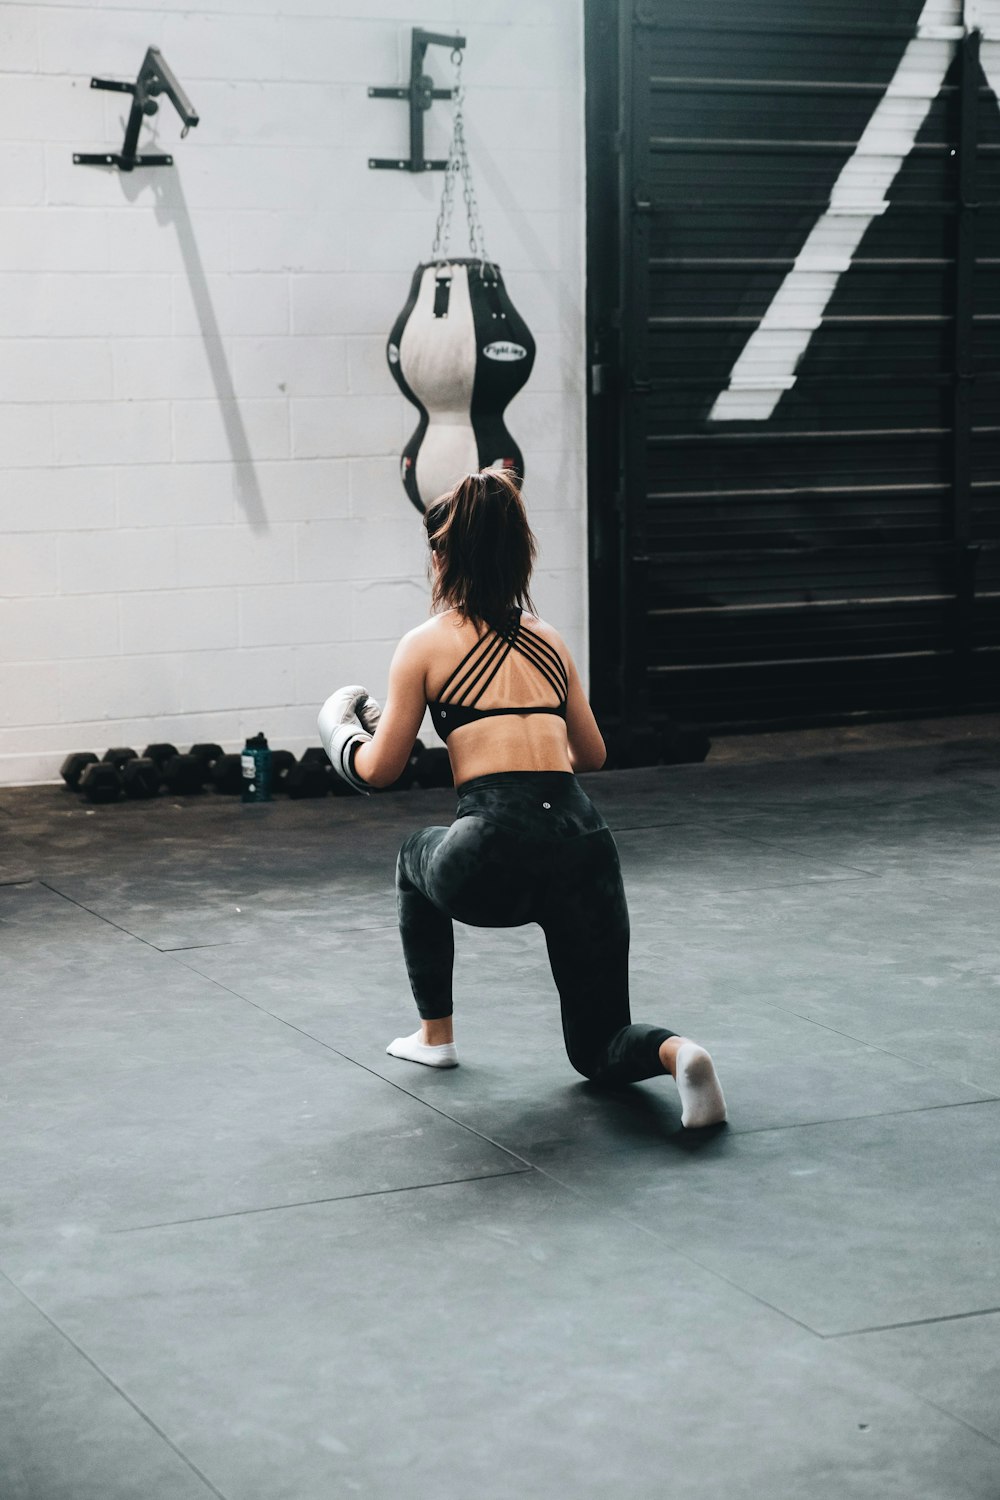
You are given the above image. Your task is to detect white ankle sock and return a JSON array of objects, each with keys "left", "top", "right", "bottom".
[
  {"left": 674, "top": 1042, "right": 727, "bottom": 1128},
  {"left": 386, "top": 1030, "right": 458, "bottom": 1069}
]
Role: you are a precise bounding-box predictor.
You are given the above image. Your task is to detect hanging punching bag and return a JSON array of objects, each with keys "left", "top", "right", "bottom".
[
  {"left": 384, "top": 45, "right": 536, "bottom": 513},
  {"left": 387, "top": 258, "right": 535, "bottom": 512}
]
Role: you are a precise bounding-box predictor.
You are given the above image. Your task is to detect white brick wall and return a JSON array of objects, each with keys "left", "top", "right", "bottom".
[{"left": 0, "top": 0, "right": 586, "bottom": 785}]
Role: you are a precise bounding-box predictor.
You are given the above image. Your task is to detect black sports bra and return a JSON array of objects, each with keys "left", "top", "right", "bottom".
[{"left": 428, "top": 608, "right": 569, "bottom": 743}]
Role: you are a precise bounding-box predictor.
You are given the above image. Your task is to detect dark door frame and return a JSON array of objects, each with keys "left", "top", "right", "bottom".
[
  {"left": 584, "top": 0, "right": 625, "bottom": 726},
  {"left": 584, "top": 0, "right": 996, "bottom": 733}
]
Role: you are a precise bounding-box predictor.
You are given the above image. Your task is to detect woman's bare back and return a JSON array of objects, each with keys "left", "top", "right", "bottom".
[{"left": 417, "top": 609, "right": 575, "bottom": 784}]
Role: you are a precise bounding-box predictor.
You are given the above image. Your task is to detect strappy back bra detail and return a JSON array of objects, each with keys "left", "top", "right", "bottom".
[{"left": 428, "top": 608, "right": 570, "bottom": 743}]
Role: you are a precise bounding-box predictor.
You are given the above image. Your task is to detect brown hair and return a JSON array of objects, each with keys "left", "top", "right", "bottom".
[{"left": 424, "top": 470, "right": 538, "bottom": 626}]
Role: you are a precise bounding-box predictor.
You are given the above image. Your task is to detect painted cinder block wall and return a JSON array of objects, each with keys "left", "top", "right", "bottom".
[{"left": 0, "top": 0, "right": 586, "bottom": 786}]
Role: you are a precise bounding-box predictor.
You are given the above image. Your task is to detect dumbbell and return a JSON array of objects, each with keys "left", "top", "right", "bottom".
[
  {"left": 157, "top": 744, "right": 224, "bottom": 795},
  {"left": 163, "top": 753, "right": 206, "bottom": 795},
  {"left": 413, "top": 747, "right": 452, "bottom": 789},
  {"left": 121, "top": 757, "right": 162, "bottom": 799},
  {"left": 212, "top": 753, "right": 244, "bottom": 795},
  {"left": 286, "top": 749, "right": 330, "bottom": 799},
  {"left": 270, "top": 749, "right": 296, "bottom": 793},
  {"left": 60, "top": 752, "right": 98, "bottom": 790},
  {"left": 189, "top": 743, "right": 224, "bottom": 783},
  {"left": 62, "top": 748, "right": 146, "bottom": 799},
  {"left": 122, "top": 748, "right": 215, "bottom": 799},
  {"left": 102, "top": 746, "right": 138, "bottom": 772},
  {"left": 62, "top": 750, "right": 150, "bottom": 798},
  {"left": 79, "top": 761, "right": 123, "bottom": 804},
  {"left": 143, "top": 743, "right": 179, "bottom": 772}
]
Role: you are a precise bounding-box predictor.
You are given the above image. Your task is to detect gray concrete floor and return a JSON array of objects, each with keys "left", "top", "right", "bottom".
[{"left": 2, "top": 717, "right": 999, "bottom": 1499}]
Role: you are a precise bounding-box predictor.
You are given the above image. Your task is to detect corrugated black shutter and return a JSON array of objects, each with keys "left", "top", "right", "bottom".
[{"left": 586, "top": 0, "right": 999, "bottom": 729}]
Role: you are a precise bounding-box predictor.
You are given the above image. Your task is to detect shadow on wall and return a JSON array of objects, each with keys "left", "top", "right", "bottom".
[{"left": 118, "top": 165, "right": 268, "bottom": 534}]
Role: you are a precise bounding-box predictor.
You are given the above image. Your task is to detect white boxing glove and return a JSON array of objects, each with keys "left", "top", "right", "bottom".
[
  {"left": 357, "top": 693, "right": 382, "bottom": 734},
  {"left": 318, "top": 685, "right": 374, "bottom": 796}
]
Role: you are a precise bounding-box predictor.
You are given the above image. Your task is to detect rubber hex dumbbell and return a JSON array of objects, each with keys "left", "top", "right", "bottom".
[
  {"left": 60, "top": 752, "right": 98, "bottom": 790},
  {"left": 188, "top": 743, "right": 224, "bottom": 784},
  {"left": 306, "top": 744, "right": 368, "bottom": 798},
  {"left": 121, "top": 757, "right": 162, "bottom": 799},
  {"left": 299, "top": 747, "right": 328, "bottom": 769},
  {"left": 79, "top": 762, "right": 123, "bottom": 804},
  {"left": 286, "top": 750, "right": 330, "bottom": 799},
  {"left": 270, "top": 749, "right": 296, "bottom": 793},
  {"left": 143, "top": 743, "right": 179, "bottom": 773},
  {"left": 102, "top": 746, "right": 138, "bottom": 772},
  {"left": 212, "top": 753, "right": 244, "bottom": 795},
  {"left": 163, "top": 753, "right": 206, "bottom": 795},
  {"left": 413, "top": 747, "right": 452, "bottom": 789}
]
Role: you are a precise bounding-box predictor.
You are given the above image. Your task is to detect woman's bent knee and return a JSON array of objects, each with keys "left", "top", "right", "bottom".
[{"left": 564, "top": 1040, "right": 609, "bottom": 1084}]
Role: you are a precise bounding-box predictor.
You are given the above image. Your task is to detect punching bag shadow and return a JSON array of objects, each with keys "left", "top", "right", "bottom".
[{"left": 387, "top": 258, "right": 535, "bottom": 513}]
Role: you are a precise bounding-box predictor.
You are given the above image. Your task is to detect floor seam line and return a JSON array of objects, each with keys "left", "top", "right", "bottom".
[
  {"left": 828, "top": 1304, "right": 1000, "bottom": 1337},
  {"left": 831, "top": 1339, "right": 1000, "bottom": 1452},
  {"left": 631, "top": 874, "right": 877, "bottom": 891},
  {"left": 167, "top": 956, "right": 538, "bottom": 1171},
  {"left": 154, "top": 922, "right": 402, "bottom": 952},
  {"left": 36, "top": 880, "right": 166, "bottom": 951},
  {"left": 688, "top": 825, "right": 882, "bottom": 877},
  {"left": 614, "top": 818, "right": 882, "bottom": 877},
  {"left": 111, "top": 1166, "right": 535, "bottom": 1233},
  {"left": 750, "top": 1001, "right": 997, "bottom": 1083},
  {"left": 0, "top": 1266, "right": 231, "bottom": 1500},
  {"left": 727, "top": 1096, "right": 1000, "bottom": 1135},
  {"left": 155, "top": 920, "right": 402, "bottom": 952},
  {"left": 496, "top": 1159, "right": 828, "bottom": 1339},
  {"left": 168, "top": 959, "right": 1000, "bottom": 1147}
]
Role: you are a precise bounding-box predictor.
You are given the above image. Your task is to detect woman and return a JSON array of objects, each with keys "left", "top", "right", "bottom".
[{"left": 318, "top": 470, "right": 726, "bottom": 1129}]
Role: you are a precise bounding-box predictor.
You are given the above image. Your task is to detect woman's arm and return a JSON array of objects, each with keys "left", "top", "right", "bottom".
[
  {"left": 562, "top": 640, "right": 607, "bottom": 773},
  {"left": 351, "top": 629, "right": 428, "bottom": 790}
]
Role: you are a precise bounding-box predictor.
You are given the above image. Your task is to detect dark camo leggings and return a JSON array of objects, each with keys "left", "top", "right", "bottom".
[{"left": 395, "top": 770, "right": 674, "bottom": 1085}]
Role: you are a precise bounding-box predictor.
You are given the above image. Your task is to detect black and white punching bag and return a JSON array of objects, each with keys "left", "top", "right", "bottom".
[{"left": 387, "top": 258, "right": 536, "bottom": 512}]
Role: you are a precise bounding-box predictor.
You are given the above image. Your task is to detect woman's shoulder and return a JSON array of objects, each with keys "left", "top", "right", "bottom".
[
  {"left": 520, "top": 611, "right": 570, "bottom": 662},
  {"left": 399, "top": 612, "right": 465, "bottom": 680},
  {"left": 409, "top": 608, "right": 570, "bottom": 658},
  {"left": 407, "top": 610, "right": 464, "bottom": 645}
]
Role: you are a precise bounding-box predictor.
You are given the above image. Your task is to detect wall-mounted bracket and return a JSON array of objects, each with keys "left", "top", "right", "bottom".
[
  {"left": 74, "top": 46, "right": 199, "bottom": 171},
  {"left": 368, "top": 28, "right": 466, "bottom": 172}
]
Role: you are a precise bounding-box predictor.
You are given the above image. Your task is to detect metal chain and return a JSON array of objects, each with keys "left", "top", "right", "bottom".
[
  {"left": 430, "top": 52, "right": 458, "bottom": 259},
  {"left": 431, "top": 46, "right": 491, "bottom": 270}
]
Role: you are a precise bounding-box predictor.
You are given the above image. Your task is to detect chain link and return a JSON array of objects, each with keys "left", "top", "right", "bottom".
[{"left": 431, "top": 46, "right": 491, "bottom": 271}]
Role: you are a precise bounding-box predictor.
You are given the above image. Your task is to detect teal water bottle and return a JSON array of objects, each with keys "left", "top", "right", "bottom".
[{"left": 241, "top": 731, "right": 272, "bottom": 803}]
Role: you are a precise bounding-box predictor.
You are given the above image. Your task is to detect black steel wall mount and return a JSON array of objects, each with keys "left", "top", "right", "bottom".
[
  {"left": 74, "top": 46, "right": 199, "bottom": 171},
  {"left": 368, "top": 28, "right": 466, "bottom": 172}
]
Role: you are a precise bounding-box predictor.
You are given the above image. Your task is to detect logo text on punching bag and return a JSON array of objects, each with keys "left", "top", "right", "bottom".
[{"left": 483, "top": 341, "right": 528, "bottom": 362}]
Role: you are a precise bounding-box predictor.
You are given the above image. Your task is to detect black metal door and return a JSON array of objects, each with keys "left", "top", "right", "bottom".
[{"left": 586, "top": 0, "right": 1000, "bottom": 731}]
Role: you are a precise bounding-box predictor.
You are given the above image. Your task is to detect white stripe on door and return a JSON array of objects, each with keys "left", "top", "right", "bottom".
[{"left": 707, "top": 0, "right": 993, "bottom": 422}]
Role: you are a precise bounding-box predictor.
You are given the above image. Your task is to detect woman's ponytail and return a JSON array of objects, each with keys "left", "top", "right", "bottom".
[{"left": 424, "top": 470, "right": 538, "bottom": 626}]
